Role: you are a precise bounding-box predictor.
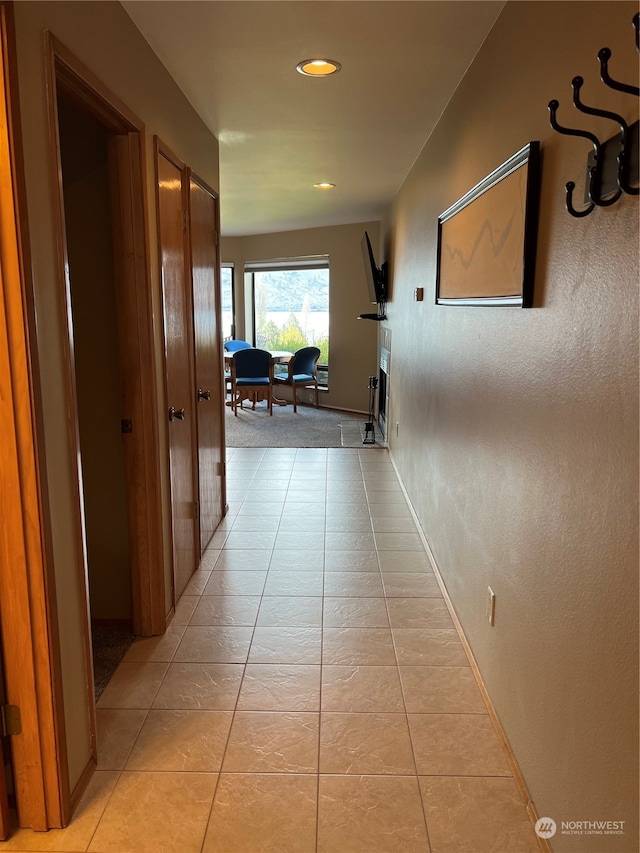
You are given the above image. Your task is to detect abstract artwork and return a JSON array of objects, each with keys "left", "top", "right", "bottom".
[{"left": 436, "top": 142, "right": 540, "bottom": 307}]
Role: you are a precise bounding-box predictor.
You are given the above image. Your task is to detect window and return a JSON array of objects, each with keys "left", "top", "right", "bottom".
[
  {"left": 247, "top": 259, "right": 329, "bottom": 386},
  {"left": 221, "top": 264, "right": 234, "bottom": 340}
]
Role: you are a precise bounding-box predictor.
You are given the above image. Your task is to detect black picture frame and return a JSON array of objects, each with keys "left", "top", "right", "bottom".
[{"left": 435, "top": 142, "right": 540, "bottom": 307}]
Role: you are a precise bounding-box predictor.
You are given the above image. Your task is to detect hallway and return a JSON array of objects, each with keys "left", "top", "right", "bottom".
[{"left": 3, "top": 447, "right": 539, "bottom": 852}]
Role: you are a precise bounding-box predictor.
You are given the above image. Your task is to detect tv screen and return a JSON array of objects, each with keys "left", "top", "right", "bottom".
[{"left": 361, "top": 231, "right": 383, "bottom": 305}]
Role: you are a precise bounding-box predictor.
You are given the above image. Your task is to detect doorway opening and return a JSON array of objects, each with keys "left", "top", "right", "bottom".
[{"left": 46, "top": 34, "right": 166, "bottom": 722}]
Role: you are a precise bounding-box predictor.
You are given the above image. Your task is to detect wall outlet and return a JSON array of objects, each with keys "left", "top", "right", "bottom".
[{"left": 486, "top": 587, "right": 496, "bottom": 626}]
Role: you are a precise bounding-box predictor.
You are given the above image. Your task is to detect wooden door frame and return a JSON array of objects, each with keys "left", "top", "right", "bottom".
[
  {"left": 44, "top": 34, "right": 166, "bottom": 644},
  {"left": 154, "top": 138, "right": 201, "bottom": 608},
  {"left": 0, "top": 2, "right": 67, "bottom": 830}
]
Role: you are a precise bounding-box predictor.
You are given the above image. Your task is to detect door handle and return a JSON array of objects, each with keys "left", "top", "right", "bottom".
[
  {"left": 197, "top": 388, "right": 211, "bottom": 402},
  {"left": 168, "top": 406, "right": 186, "bottom": 421}
]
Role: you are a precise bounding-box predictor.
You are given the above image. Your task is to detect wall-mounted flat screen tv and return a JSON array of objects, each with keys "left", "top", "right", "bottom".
[{"left": 361, "top": 231, "right": 386, "bottom": 305}]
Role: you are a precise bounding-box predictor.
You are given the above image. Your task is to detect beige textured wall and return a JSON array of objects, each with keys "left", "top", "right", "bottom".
[
  {"left": 385, "top": 2, "right": 638, "bottom": 849},
  {"left": 13, "top": 0, "right": 219, "bottom": 791},
  {"left": 221, "top": 222, "right": 381, "bottom": 412}
]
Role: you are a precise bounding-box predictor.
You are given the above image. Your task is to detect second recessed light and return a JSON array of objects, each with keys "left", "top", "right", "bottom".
[
  {"left": 313, "top": 182, "right": 335, "bottom": 190},
  {"left": 296, "top": 59, "right": 341, "bottom": 77}
]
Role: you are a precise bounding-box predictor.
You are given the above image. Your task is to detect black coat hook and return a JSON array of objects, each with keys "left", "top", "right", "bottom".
[
  {"left": 598, "top": 47, "right": 640, "bottom": 97},
  {"left": 572, "top": 76, "right": 627, "bottom": 202},
  {"left": 548, "top": 99, "right": 599, "bottom": 216}
]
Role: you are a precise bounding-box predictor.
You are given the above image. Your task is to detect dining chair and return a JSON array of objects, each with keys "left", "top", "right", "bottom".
[
  {"left": 231, "top": 347, "right": 274, "bottom": 416},
  {"left": 223, "top": 340, "right": 252, "bottom": 398},
  {"left": 273, "top": 345, "right": 321, "bottom": 412}
]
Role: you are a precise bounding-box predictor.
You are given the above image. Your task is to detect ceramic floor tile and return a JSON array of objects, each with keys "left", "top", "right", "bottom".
[
  {"left": 382, "top": 572, "right": 443, "bottom": 598},
  {"left": 368, "top": 503, "right": 413, "bottom": 519},
  {"left": 278, "top": 515, "right": 327, "bottom": 531},
  {"left": 257, "top": 596, "right": 323, "bottom": 627},
  {"left": 392, "top": 628, "right": 469, "bottom": 666},
  {"left": 320, "top": 712, "right": 415, "bottom": 775},
  {"left": 123, "top": 624, "right": 186, "bottom": 661},
  {"left": 375, "top": 533, "right": 426, "bottom": 552},
  {"left": 317, "top": 775, "right": 430, "bottom": 853},
  {"left": 323, "top": 572, "right": 385, "bottom": 598},
  {"left": 222, "top": 531, "right": 277, "bottom": 550},
  {"left": 174, "top": 626, "right": 253, "bottom": 663},
  {"left": 419, "top": 776, "right": 538, "bottom": 852},
  {"left": 202, "top": 773, "right": 318, "bottom": 853},
  {"left": 153, "top": 662, "right": 244, "bottom": 710},
  {"left": 222, "top": 711, "right": 319, "bottom": 773},
  {"left": 88, "top": 771, "right": 217, "bottom": 853},
  {"left": 96, "top": 661, "right": 169, "bottom": 709},
  {"left": 125, "top": 709, "right": 233, "bottom": 771},
  {"left": 324, "top": 516, "right": 372, "bottom": 534},
  {"left": 408, "top": 714, "right": 512, "bottom": 776},
  {"left": 183, "top": 569, "right": 213, "bottom": 595},
  {"left": 324, "top": 531, "right": 376, "bottom": 551},
  {"left": 96, "top": 709, "right": 147, "bottom": 770},
  {"left": 269, "top": 550, "right": 325, "bottom": 571},
  {"left": 212, "top": 550, "right": 272, "bottom": 571},
  {"left": 325, "top": 503, "right": 372, "bottom": 519},
  {"left": 387, "top": 598, "right": 454, "bottom": 629},
  {"left": 372, "top": 517, "right": 419, "bottom": 533},
  {"left": 202, "top": 570, "right": 267, "bottom": 596},
  {"left": 274, "top": 530, "right": 326, "bottom": 550},
  {"left": 323, "top": 597, "right": 390, "bottom": 628},
  {"left": 324, "top": 550, "right": 379, "bottom": 571},
  {"left": 230, "top": 515, "right": 282, "bottom": 532},
  {"left": 171, "top": 596, "right": 199, "bottom": 626},
  {"left": 321, "top": 665, "right": 405, "bottom": 712},
  {"left": 263, "top": 571, "right": 324, "bottom": 596},
  {"left": 378, "top": 550, "right": 432, "bottom": 572},
  {"left": 249, "top": 627, "right": 322, "bottom": 664},
  {"left": 322, "top": 627, "right": 396, "bottom": 665},
  {"left": 189, "top": 595, "right": 261, "bottom": 626},
  {"left": 198, "top": 549, "right": 221, "bottom": 570},
  {"left": 400, "top": 666, "right": 487, "bottom": 714},
  {"left": 237, "top": 664, "right": 321, "bottom": 711},
  {"left": 1, "top": 771, "right": 119, "bottom": 851}
]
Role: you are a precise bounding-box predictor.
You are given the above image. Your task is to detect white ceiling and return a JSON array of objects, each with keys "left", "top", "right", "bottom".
[{"left": 122, "top": 1, "right": 505, "bottom": 236}]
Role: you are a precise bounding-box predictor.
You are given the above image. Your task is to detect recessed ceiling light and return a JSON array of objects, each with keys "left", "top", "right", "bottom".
[
  {"left": 313, "top": 182, "right": 335, "bottom": 190},
  {"left": 296, "top": 59, "right": 341, "bottom": 77}
]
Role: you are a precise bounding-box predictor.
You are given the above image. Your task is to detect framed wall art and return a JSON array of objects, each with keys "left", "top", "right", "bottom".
[{"left": 435, "top": 141, "right": 541, "bottom": 307}]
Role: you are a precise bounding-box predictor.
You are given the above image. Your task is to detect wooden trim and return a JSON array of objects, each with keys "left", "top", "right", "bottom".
[
  {"left": 44, "top": 29, "right": 97, "bottom": 813},
  {"left": 388, "top": 451, "right": 551, "bottom": 853},
  {"left": 0, "top": 3, "right": 67, "bottom": 830},
  {"left": 68, "top": 756, "right": 95, "bottom": 816}
]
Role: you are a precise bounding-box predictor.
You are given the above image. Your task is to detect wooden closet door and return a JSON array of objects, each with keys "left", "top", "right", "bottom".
[
  {"left": 189, "top": 174, "right": 224, "bottom": 551},
  {"left": 157, "top": 149, "right": 198, "bottom": 600}
]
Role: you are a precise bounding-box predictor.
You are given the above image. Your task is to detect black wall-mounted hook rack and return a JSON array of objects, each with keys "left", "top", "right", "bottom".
[{"left": 547, "top": 14, "right": 639, "bottom": 218}]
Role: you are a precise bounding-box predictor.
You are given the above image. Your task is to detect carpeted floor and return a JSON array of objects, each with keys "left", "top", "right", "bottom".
[
  {"left": 92, "top": 624, "right": 135, "bottom": 700},
  {"left": 224, "top": 401, "right": 382, "bottom": 448}
]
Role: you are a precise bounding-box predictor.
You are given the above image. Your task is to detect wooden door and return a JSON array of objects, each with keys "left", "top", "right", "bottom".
[
  {"left": 189, "top": 174, "right": 225, "bottom": 552},
  {"left": 156, "top": 148, "right": 198, "bottom": 600}
]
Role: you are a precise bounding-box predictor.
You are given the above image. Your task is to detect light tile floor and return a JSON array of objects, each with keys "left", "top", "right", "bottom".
[{"left": 3, "top": 447, "right": 540, "bottom": 853}]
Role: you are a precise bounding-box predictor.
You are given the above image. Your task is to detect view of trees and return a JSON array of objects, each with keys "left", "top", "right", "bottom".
[{"left": 254, "top": 268, "right": 329, "bottom": 365}]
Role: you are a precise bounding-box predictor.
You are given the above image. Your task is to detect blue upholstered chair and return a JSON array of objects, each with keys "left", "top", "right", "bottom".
[
  {"left": 223, "top": 340, "right": 252, "bottom": 397},
  {"left": 224, "top": 339, "right": 252, "bottom": 353},
  {"left": 274, "top": 346, "right": 321, "bottom": 412},
  {"left": 231, "top": 347, "right": 274, "bottom": 416}
]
